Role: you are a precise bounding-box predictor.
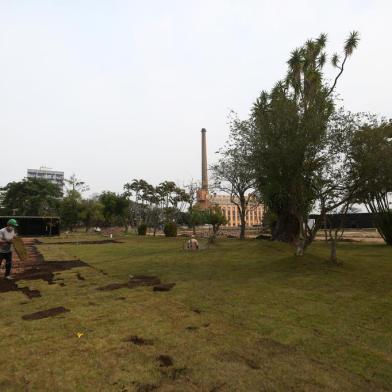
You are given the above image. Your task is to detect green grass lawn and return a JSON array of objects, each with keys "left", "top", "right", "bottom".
[{"left": 1, "top": 234, "right": 391, "bottom": 391}]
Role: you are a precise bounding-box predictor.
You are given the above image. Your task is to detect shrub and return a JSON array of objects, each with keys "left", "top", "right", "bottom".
[
  {"left": 137, "top": 224, "right": 147, "bottom": 236},
  {"left": 164, "top": 222, "right": 177, "bottom": 237}
]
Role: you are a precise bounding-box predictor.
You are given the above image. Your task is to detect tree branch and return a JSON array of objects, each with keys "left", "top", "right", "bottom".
[{"left": 327, "top": 54, "right": 347, "bottom": 97}]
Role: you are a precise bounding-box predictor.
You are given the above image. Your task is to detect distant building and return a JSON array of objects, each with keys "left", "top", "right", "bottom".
[
  {"left": 27, "top": 168, "right": 64, "bottom": 188},
  {"left": 195, "top": 128, "right": 263, "bottom": 227},
  {"left": 210, "top": 194, "right": 263, "bottom": 227}
]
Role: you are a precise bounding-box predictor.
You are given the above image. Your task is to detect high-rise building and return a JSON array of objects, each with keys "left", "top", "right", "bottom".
[
  {"left": 27, "top": 168, "right": 64, "bottom": 188},
  {"left": 196, "top": 129, "right": 263, "bottom": 227}
]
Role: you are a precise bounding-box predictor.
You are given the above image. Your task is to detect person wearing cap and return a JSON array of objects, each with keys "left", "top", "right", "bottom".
[
  {"left": 187, "top": 234, "right": 199, "bottom": 250},
  {"left": 0, "top": 219, "right": 18, "bottom": 280}
]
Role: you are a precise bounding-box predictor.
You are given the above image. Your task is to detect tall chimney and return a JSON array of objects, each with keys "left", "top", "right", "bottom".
[{"left": 201, "top": 128, "right": 208, "bottom": 190}]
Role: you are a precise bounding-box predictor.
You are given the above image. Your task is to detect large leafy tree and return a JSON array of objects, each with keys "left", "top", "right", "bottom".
[
  {"left": 65, "top": 173, "right": 90, "bottom": 193},
  {"left": 0, "top": 178, "right": 62, "bottom": 216},
  {"left": 123, "top": 179, "right": 190, "bottom": 233},
  {"left": 156, "top": 181, "right": 189, "bottom": 222},
  {"left": 124, "top": 178, "right": 156, "bottom": 225},
  {"left": 250, "top": 32, "right": 359, "bottom": 246},
  {"left": 60, "top": 189, "right": 83, "bottom": 231},
  {"left": 99, "top": 191, "right": 130, "bottom": 231},
  {"left": 205, "top": 206, "right": 227, "bottom": 243},
  {"left": 211, "top": 115, "right": 257, "bottom": 239},
  {"left": 350, "top": 121, "right": 392, "bottom": 244},
  {"left": 301, "top": 110, "right": 366, "bottom": 258},
  {"left": 79, "top": 198, "right": 104, "bottom": 232}
]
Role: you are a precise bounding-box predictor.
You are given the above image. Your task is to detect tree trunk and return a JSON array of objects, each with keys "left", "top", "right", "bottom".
[
  {"left": 192, "top": 225, "right": 196, "bottom": 235},
  {"left": 239, "top": 201, "right": 246, "bottom": 240},
  {"left": 239, "top": 220, "right": 246, "bottom": 240},
  {"left": 374, "top": 211, "right": 392, "bottom": 245},
  {"left": 272, "top": 211, "right": 300, "bottom": 243},
  {"left": 295, "top": 239, "right": 305, "bottom": 256},
  {"left": 330, "top": 238, "right": 337, "bottom": 264},
  {"left": 209, "top": 224, "right": 220, "bottom": 243}
]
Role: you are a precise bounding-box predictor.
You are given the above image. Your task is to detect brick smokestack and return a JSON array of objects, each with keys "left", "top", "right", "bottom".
[{"left": 201, "top": 128, "right": 208, "bottom": 190}]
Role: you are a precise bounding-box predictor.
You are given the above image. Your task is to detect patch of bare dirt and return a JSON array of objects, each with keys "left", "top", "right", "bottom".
[
  {"left": 76, "top": 272, "right": 85, "bottom": 281},
  {"left": 185, "top": 326, "right": 198, "bottom": 331},
  {"left": 0, "top": 280, "right": 41, "bottom": 299},
  {"left": 125, "top": 335, "right": 154, "bottom": 346},
  {"left": 129, "top": 275, "right": 161, "bottom": 288},
  {"left": 18, "top": 287, "right": 41, "bottom": 299},
  {"left": 2, "top": 257, "right": 92, "bottom": 303},
  {"left": 97, "top": 282, "right": 127, "bottom": 291},
  {"left": 14, "top": 260, "right": 89, "bottom": 285},
  {"left": 153, "top": 283, "right": 175, "bottom": 292},
  {"left": 98, "top": 275, "right": 161, "bottom": 291},
  {"left": 36, "top": 239, "right": 122, "bottom": 245},
  {"left": 22, "top": 306, "right": 70, "bottom": 320},
  {"left": 257, "top": 337, "right": 297, "bottom": 355},
  {"left": 157, "top": 355, "right": 173, "bottom": 367}
]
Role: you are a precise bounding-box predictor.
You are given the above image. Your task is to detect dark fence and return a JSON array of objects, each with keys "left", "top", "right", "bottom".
[
  {"left": 0, "top": 216, "right": 60, "bottom": 236},
  {"left": 309, "top": 213, "right": 375, "bottom": 229}
]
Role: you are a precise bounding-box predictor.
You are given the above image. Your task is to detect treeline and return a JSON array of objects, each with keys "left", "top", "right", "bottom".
[{"left": 0, "top": 176, "right": 226, "bottom": 238}]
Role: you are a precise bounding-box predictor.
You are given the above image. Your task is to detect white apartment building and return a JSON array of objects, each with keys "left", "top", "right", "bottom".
[{"left": 27, "top": 168, "right": 64, "bottom": 187}]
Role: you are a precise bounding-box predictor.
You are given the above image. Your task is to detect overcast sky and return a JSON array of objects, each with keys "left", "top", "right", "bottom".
[{"left": 1, "top": 0, "right": 391, "bottom": 195}]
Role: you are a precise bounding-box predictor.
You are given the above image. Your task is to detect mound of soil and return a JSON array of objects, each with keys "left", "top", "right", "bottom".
[{"left": 22, "top": 306, "right": 70, "bottom": 320}]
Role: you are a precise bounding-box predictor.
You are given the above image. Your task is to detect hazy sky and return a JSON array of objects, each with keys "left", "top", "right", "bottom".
[{"left": 1, "top": 1, "right": 391, "bottom": 195}]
